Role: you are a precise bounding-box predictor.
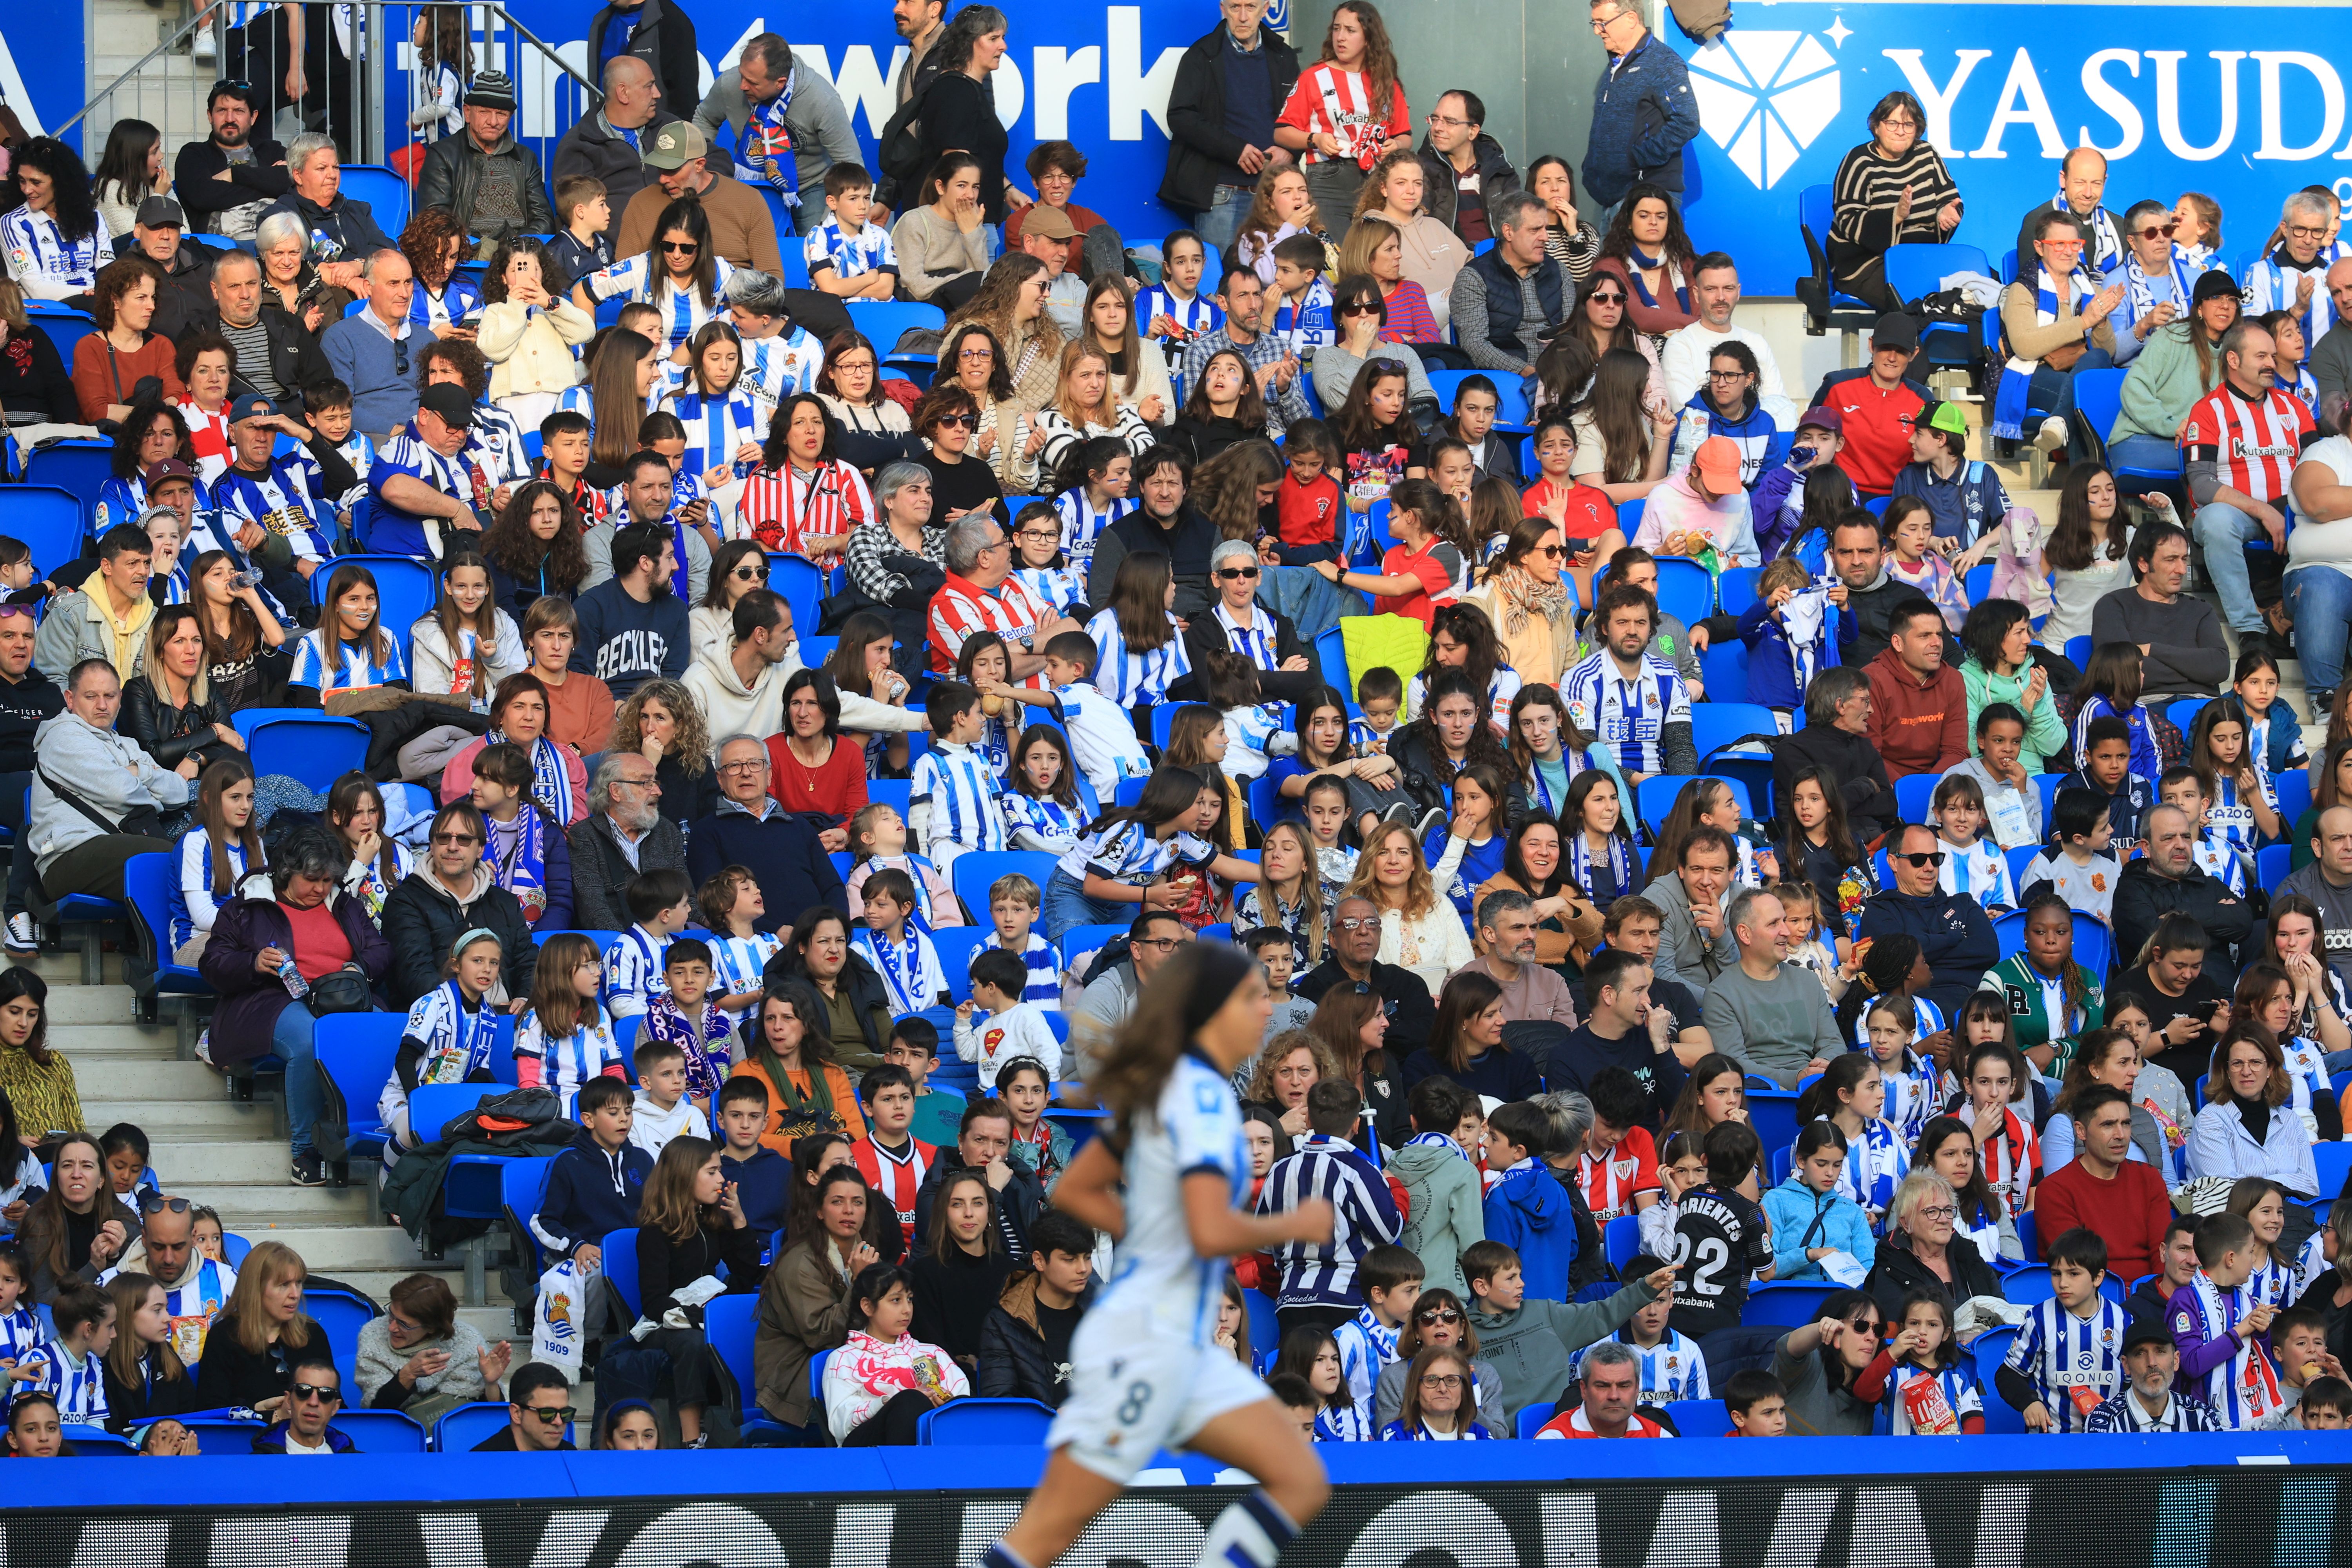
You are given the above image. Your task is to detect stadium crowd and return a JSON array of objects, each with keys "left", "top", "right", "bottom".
[{"left": 3, "top": 0, "right": 2352, "bottom": 1457}]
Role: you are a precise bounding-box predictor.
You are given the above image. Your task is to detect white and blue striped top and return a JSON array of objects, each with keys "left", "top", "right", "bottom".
[
  {"left": 603, "top": 924, "right": 673, "bottom": 1020},
  {"left": 583, "top": 254, "right": 738, "bottom": 349},
  {"left": 515, "top": 1009, "right": 624, "bottom": 1108},
  {"left": 804, "top": 218, "right": 898, "bottom": 279},
  {"left": 1056, "top": 819, "right": 1218, "bottom": 890},
  {"left": 985, "top": 929, "right": 1063, "bottom": 1011},
  {"left": 1085, "top": 606, "right": 1192, "bottom": 706},
  {"left": 1559, "top": 648, "right": 1691, "bottom": 777},
  {"left": 707, "top": 930, "right": 783, "bottom": 1027},
  {"left": 169, "top": 832, "right": 257, "bottom": 952},
  {"left": 1054, "top": 490, "right": 1134, "bottom": 577},
  {"left": 661, "top": 384, "right": 773, "bottom": 479},
  {"left": 1011, "top": 564, "right": 1086, "bottom": 618},
  {"left": 288, "top": 628, "right": 406, "bottom": 696},
  {"left": 1000, "top": 789, "right": 1094, "bottom": 856},
  {"left": 0, "top": 204, "right": 111, "bottom": 295},
  {"left": 911, "top": 741, "right": 1008, "bottom": 857},
  {"left": 2004, "top": 1298, "right": 2129, "bottom": 1434},
  {"left": 34, "top": 1341, "right": 106, "bottom": 1424},
  {"left": 741, "top": 329, "right": 829, "bottom": 403}
]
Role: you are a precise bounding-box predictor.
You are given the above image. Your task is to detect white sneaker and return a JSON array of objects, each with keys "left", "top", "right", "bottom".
[
  {"left": 4, "top": 912, "right": 34, "bottom": 953},
  {"left": 2034, "top": 416, "right": 2070, "bottom": 452}
]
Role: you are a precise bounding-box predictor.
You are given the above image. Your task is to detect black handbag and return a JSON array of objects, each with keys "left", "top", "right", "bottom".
[
  {"left": 36, "top": 768, "right": 165, "bottom": 840},
  {"left": 303, "top": 967, "right": 373, "bottom": 1015}
]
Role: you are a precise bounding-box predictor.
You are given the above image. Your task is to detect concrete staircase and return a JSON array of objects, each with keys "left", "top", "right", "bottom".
[
  {"left": 47, "top": 958, "right": 515, "bottom": 1353},
  {"left": 84, "top": 0, "right": 212, "bottom": 169}
]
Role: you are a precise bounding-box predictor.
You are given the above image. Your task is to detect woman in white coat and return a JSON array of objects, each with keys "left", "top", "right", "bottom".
[{"left": 2188, "top": 1030, "right": 2320, "bottom": 1197}]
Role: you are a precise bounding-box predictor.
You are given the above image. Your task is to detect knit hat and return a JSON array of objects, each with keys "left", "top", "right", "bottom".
[{"left": 465, "top": 69, "right": 517, "bottom": 112}]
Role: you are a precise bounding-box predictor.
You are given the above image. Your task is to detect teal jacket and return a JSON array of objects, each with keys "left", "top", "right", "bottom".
[
  {"left": 1960, "top": 658, "right": 2070, "bottom": 775},
  {"left": 2110, "top": 323, "right": 2220, "bottom": 444},
  {"left": 1760, "top": 1172, "right": 1878, "bottom": 1281}
]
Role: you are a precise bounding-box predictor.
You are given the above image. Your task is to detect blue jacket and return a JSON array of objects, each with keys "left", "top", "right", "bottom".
[
  {"left": 1761, "top": 1173, "right": 1878, "bottom": 1281},
  {"left": 532, "top": 1127, "right": 653, "bottom": 1259},
  {"left": 721, "top": 1144, "right": 793, "bottom": 1234},
  {"left": 2058, "top": 767, "right": 2154, "bottom": 845},
  {"left": 1735, "top": 594, "right": 1843, "bottom": 711},
  {"left": 1852, "top": 886, "right": 2000, "bottom": 1022},
  {"left": 1581, "top": 33, "right": 1700, "bottom": 205},
  {"left": 1483, "top": 1161, "right": 1577, "bottom": 1304}
]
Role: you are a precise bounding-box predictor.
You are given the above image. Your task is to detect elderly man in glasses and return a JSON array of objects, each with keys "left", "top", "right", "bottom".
[
  {"left": 682, "top": 735, "right": 846, "bottom": 933},
  {"left": 251, "top": 1356, "right": 359, "bottom": 1453},
  {"left": 1292, "top": 895, "right": 1437, "bottom": 1057},
  {"left": 1854, "top": 822, "right": 1997, "bottom": 1024},
  {"left": 1176, "top": 538, "right": 1319, "bottom": 704},
  {"left": 2245, "top": 189, "right": 2343, "bottom": 350},
  {"left": 2103, "top": 199, "right": 2208, "bottom": 367}
]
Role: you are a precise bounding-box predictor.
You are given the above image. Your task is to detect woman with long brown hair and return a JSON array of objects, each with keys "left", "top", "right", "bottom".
[
  {"left": 756, "top": 1163, "right": 877, "bottom": 1430},
  {"left": 1236, "top": 820, "right": 1330, "bottom": 971},
  {"left": 1272, "top": 0, "right": 1408, "bottom": 231},
  {"left": 480, "top": 479, "right": 588, "bottom": 622},
  {"left": 610, "top": 678, "right": 718, "bottom": 828},
  {"left": 573, "top": 196, "right": 728, "bottom": 354},
  {"left": 907, "top": 1165, "right": 1012, "bottom": 1376},
  {"left": 2036, "top": 463, "right": 2135, "bottom": 656},
  {"left": 1535, "top": 272, "right": 1665, "bottom": 416},
  {"left": 168, "top": 757, "right": 264, "bottom": 964},
  {"left": 945, "top": 253, "right": 1063, "bottom": 423},
  {"left": 1078, "top": 272, "right": 1172, "bottom": 423},
  {"left": 939, "top": 323, "right": 1024, "bottom": 489},
  {"left": 987, "top": 942, "right": 1334, "bottom": 1568},
  {"left": 1595, "top": 182, "right": 1700, "bottom": 339},
  {"left": 1169, "top": 348, "right": 1272, "bottom": 464},
  {"left": 1404, "top": 967, "right": 1540, "bottom": 1102},
  {"left": 1352, "top": 147, "right": 1467, "bottom": 332},
  {"left": 1085, "top": 549, "right": 1190, "bottom": 708},
  {"left": 1345, "top": 819, "right": 1474, "bottom": 994},
  {"left": 1307, "top": 982, "right": 1407, "bottom": 1147},
  {"left": 634, "top": 1133, "right": 761, "bottom": 1446},
  {"left": 1189, "top": 437, "right": 1284, "bottom": 543},
  {"left": 103, "top": 1269, "right": 203, "bottom": 1432},
  {"left": 1570, "top": 346, "right": 1675, "bottom": 503},
  {"left": 566, "top": 327, "right": 661, "bottom": 472},
  {"left": 14, "top": 1127, "right": 121, "bottom": 1303}
]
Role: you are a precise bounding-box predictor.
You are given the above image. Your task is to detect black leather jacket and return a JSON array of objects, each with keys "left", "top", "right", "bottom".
[{"left": 121, "top": 673, "right": 233, "bottom": 772}]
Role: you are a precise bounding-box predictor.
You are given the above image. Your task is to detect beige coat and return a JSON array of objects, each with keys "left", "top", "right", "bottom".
[
  {"left": 478, "top": 298, "right": 595, "bottom": 398},
  {"left": 1465, "top": 573, "right": 1575, "bottom": 688},
  {"left": 1999, "top": 278, "right": 2119, "bottom": 365}
]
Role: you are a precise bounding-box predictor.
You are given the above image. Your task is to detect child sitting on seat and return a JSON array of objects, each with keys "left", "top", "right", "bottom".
[
  {"left": 515, "top": 931, "right": 623, "bottom": 1115},
  {"left": 381, "top": 931, "right": 504, "bottom": 1163},
  {"left": 843, "top": 803, "right": 963, "bottom": 927},
  {"left": 642, "top": 937, "right": 734, "bottom": 1115}
]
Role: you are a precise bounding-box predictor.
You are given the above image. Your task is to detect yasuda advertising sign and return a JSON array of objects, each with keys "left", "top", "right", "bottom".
[{"left": 1672, "top": 5, "right": 2352, "bottom": 291}]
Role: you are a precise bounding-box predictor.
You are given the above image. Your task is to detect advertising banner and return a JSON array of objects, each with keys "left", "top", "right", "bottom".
[
  {"left": 1669, "top": 5, "right": 2352, "bottom": 292},
  {"left": 7, "top": 1462, "right": 2351, "bottom": 1568}
]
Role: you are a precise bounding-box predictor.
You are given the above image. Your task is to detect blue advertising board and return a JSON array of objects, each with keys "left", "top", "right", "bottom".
[
  {"left": 494, "top": 0, "right": 1225, "bottom": 241},
  {"left": 0, "top": 0, "right": 87, "bottom": 147},
  {"left": 1670, "top": 9, "right": 2352, "bottom": 291}
]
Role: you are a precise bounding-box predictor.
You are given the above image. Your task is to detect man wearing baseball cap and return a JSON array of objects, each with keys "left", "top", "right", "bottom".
[
  {"left": 116, "top": 196, "right": 212, "bottom": 339},
  {"left": 2083, "top": 1318, "right": 2221, "bottom": 1432},
  {"left": 212, "top": 393, "right": 335, "bottom": 597},
  {"left": 417, "top": 69, "right": 554, "bottom": 255},
  {"left": 1805, "top": 312, "right": 1929, "bottom": 499},
  {"left": 1018, "top": 205, "right": 1089, "bottom": 338},
  {"left": 172, "top": 80, "right": 290, "bottom": 244},
  {"left": 1630, "top": 436, "right": 1760, "bottom": 569},
  {"left": 613, "top": 120, "right": 784, "bottom": 280},
  {"left": 1750, "top": 406, "right": 1845, "bottom": 559},
  {"left": 366, "top": 383, "right": 490, "bottom": 560}
]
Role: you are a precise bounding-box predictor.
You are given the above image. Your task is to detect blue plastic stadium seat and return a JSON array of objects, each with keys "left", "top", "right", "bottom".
[
  {"left": 248, "top": 715, "right": 372, "bottom": 792},
  {"left": 1740, "top": 1282, "right": 1842, "bottom": 1326},
  {"left": 1635, "top": 775, "right": 1753, "bottom": 830},
  {"left": 330, "top": 1408, "right": 426, "bottom": 1452},
  {"left": 503, "top": 1155, "right": 556, "bottom": 1274},
  {"left": 1059, "top": 923, "right": 1125, "bottom": 980},
  {"left": 5, "top": 486, "right": 88, "bottom": 579},
  {"left": 769, "top": 554, "right": 824, "bottom": 635},
  {"left": 1603, "top": 1214, "right": 1642, "bottom": 1271},
  {"left": 1663, "top": 1398, "right": 1729, "bottom": 1437},
  {"left": 951, "top": 851, "right": 1060, "bottom": 924},
  {"left": 1515, "top": 1403, "right": 1557, "bottom": 1437},
  {"left": 122, "top": 852, "right": 213, "bottom": 1009},
  {"left": 1895, "top": 772, "right": 1944, "bottom": 823},
  {"left": 430, "top": 1401, "right": 513, "bottom": 1453},
  {"left": 1699, "top": 640, "right": 1751, "bottom": 705},
  {"left": 1594, "top": 557, "right": 1711, "bottom": 627},
  {"left": 22, "top": 442, "right": 112, "bottom": 531},
  {"left": 917, "top": 1396, "right": 1056, "bottom": 1444},
  {"left": 1882, "top": 245, "right": 1993, "bottom": 366},
  {"left": 603, "top": 1227, "right": 643, "bottom": 1318}
]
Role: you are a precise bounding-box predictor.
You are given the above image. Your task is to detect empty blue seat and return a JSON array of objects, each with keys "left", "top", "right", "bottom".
[
  {"left": 1663, "top": 1398, "right": 1730, "bottom": 1437},
  {"left": 22, "top": 442, "right": 112, "bottom": 531},
  {"left": 949, "top": 851, "right": 1060, "bottom": 924},
  {"left": 917, "top": 1396, "right": 1055, "bottom": 1444},
  {"left": 248, "top": 715, "right": 372, "bottom": 792},
  {"left": 430, "top": 1401, "right": 512, "bottom": 1453},
  {"left": 5, "top": 486, "right": 87, "bottom": 579},
  {"left": 769, "top": 554, "right": 824, "bottom": 635}
]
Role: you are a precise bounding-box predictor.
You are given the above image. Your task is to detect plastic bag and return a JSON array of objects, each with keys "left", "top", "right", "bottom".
[{"left": 532, "top": 1256, "right": 590, "bottom": 1378}]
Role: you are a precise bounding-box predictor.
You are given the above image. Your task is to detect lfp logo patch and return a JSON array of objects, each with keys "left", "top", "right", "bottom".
[{"left": 1686, "top": 32, "right": 1841, "bottom": 189}]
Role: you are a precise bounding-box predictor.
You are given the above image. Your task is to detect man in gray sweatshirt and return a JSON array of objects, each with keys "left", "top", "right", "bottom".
[
  {"left": 1646, "top": 825, "right": 1738, "bottom": 1001},
  {"left": 2087, "top": 517, "right": 2229, "bottom": 699},
  {"left": 1465, "top": 1238, "right": 1672, "bottom": 1421},
  {"left": 1700, "top": 887, "right": 1844, "bottom": 1090},
  {"left": 28, "top": 661, "right": 193, "bottom": 902}
]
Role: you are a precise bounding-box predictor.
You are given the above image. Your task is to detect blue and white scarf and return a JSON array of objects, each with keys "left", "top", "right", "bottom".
[
  {"left": 488, "top": 805, "right": 552, "bottom": 919},
  {"left": 1993, "top": 264, "right": 2096, "bottom": 441},
  {"left": 2058, "top": 194, "right": 2123, "bottom": 273},
  {"left": 1566, "top": 829, "right": 1633, "bottom": 906},
  {"left": 1403, "top": 1129, "right": 1471, "bottom": 1163},
  {"left": 486, "top": 728, "right": 575, "bottom": 825},
  {"left": 2122, "top": 243, "right": 2199, "bottom": 326},
  {"left": 743, "top": 69, "right": 801, "bottom": 205}
]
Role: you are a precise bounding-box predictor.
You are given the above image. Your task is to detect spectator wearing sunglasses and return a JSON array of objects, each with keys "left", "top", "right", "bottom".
[
  {"left": 1178, "top": 539, "right": 1321, "bottom": 706},
  {"left": 250, "top": 1356, "right": 358, "bottom": 1453},
  {"left": 1854, "top": 824, "right": 1999, "bottom": 1025},
  {"left": 472, "top": 1359, "right": 577, "bottom": 1450},
  {"left": 2104, "top": 200, "right": 2209, "bottom": 367}
]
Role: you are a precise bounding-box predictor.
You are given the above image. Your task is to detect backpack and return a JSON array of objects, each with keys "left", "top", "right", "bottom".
[{"left": 877, "top": 79, "right": 936, "bottom": 185}]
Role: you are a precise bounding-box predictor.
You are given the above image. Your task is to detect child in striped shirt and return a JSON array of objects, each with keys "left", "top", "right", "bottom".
[
  {"left": 698, "top": 866, "right": 783, "bottom": 1028},
  {"left": 1039, "top": 632, "right": 1151, "bottom": 806},
  {"left": 514, "top": 931, "right": 624, "bottom": 1116},
  {"left": 2160, "top": 765, "right": 2247, "bottom": 896},
  {"left": 984, "top": 873, "right": 1063, "bottom": 1011},
  {"left": 34, "top": 1282, "right": 112, "bottom": 1425},
  {"left": 2168, "top": 1210, "right": 2286, "bottom": 1429},
  {"left": 1348, "top": 667, "right": 1405, "bottom": 756},
  {"left": 1136, "top": 230, "right": 1224, "bottom": 364},
  {"left": 0, "top": 1247, "right": 42, "bottom": 1386},
  {"left": 1931, "top": 774, "right": 2015, "bottom": 915},
  {"left": 1052, "top": 439, "right": 1136, "bottom": 582},
  {"left": 855, "top": 869, "right": 950, "bottom": 1017},
  {"left": 843, "top": 803, "right": 962, "bottom": 926},
  {"left": 643, "top": 938, "right": 735, "bottom": 1113},
  {"left": 909, "top": 682, "right": 1006, "bottom": 878},
  {"left": 1857, "top": 1288, "right": 1983, "bottom": 1434},
  {"left": 804, "top": 165, "right": 897, "bottom": 301},
  {"left": 1999, "top": 1227, "right": 2129, "bottom": 1433},
  {"left": 604, "top": 867, "right": 694, "bottom": 1020}
]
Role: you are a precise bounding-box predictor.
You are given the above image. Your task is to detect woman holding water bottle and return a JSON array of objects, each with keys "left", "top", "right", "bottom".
[{"left": 199, "top": 823, "right": 392, "bottom": 1188}]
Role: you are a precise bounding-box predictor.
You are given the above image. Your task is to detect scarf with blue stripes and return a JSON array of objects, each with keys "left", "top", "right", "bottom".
[{"left": 1993, "top": 264, "right": 2095, "bottom": 440}]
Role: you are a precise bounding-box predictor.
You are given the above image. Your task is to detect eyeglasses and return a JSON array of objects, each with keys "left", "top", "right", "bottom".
[
  {"left": 957, "top": 347, "right": 994, "bottom": 361},
  {"left": 1014, "top": 528, "right": 1058, "bottom": 543},
  {"left": 978, "top": 538, "right": 1012, "bottom": 554},
  {"left": 1335, "top": 916, "right": 1379, "bottom": 933},
  {"left": 1588, "top": 292, "right": 1625, "bottom": 306},
  {"left": 1420, "top": 1373, "right": 1465, "bottom": 1390},
  {"left": 1534, "top": 543, "right": 1567, "bottom": 558},
  {"left": 1916, "top": 1204, "right": 1959, "bottom": 1221},
  {"left": 392, "top": 339, "right": 410, "bottom": 377},
  {"left": 2290, "top": 225, "right": 2331, "bottom": 241},
  {"left": 1134, "top": 935, "right": 1184, "bottom": 952},
  {"left": 1877, "top": 118, "right": 1919, "bottom": 132},
  {"left": 432, "top": 831, "right": 481, "bottom": 846},
  {"left": 2041, "top": 240, "right": 2085, "bottom": 252},
  {"left": 1426, "top": 112, "right": 1469, "bottom": 129},
  {"left": 1708, "top": 369, "right": 1751, "bottom": 383},
  {"left": 1590, "top": 8, "right": 1633, "bottom": 29},
  {"left": 1892, "top": 851, "right": 1946, "bottom": 868},
  {"left": 719, "top": 759, "right": 769, "bottom": 773},
  {"left": 661, "top": 240, "right": 700, "bottom": 254},
  {"left": 290, "top": 1382, "right": 342, "bottom": 1403},
  {"left": 2134, "top": 223, "right": 2178, "bottom": 240},
  {"left": 0, "top": 605, "right": 33, "bottom": 621},
  {"left": 615, "top": 775, "right": 657, "bottom": 790},
  {"left": 730, "top": 564, "right": 769, "bottom": 581},
  {"left": 138, "top": 1194, "right": 190, "bottom": 1215},
  {"left": 1416, "top": 1308, "right": 1463, "bottom": 1325},
  {"left": 573, "top": 959, "right": 603, "bottom": 972},
  {"left": 1216, "top": 566, "right": 1260, "bottom": 580},
  {"left": 924, "top": 412, "right": 978, "bottom": 432},
  {"left": 524, "top": 1403, "right": 577, "bottom": 1425}
]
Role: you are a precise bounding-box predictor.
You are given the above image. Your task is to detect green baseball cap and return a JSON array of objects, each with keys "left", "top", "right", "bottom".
[{"left": 1923, "top": 401, "right": 1969, "bottom": 437}]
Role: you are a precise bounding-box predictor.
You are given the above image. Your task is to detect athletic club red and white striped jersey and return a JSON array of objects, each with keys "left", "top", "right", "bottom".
[
  {"left": 734, "top": 459, "right": 874, "bottom": 564},
  {"left": 852, "top": 1133, "right": 936, "bottom": 1245},
  {"left": 2182, "top": 383, "right": 2317, "bottom": 504},
  {"left": 1275, "top": 63, "right": 1408, "bottom": 167},
  {"left": 929, "top": 572, "right": 1049, "bottom": 683}
]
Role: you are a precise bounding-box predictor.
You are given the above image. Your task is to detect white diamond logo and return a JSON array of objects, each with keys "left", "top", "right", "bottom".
[{"left": 1686, "top": 33, "right": 1840, "bottom": 190}]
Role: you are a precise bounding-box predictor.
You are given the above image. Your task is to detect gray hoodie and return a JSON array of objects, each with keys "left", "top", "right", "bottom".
[
  {"left": 28, "top": 710, "right": 191, "bottom": 869},
  {"left": 1469, "top": 1277, "right": 1660, "bottom": 1419},
  {"left": 1391, "top": 1135, "right": 1486, "bottom": 1297}
]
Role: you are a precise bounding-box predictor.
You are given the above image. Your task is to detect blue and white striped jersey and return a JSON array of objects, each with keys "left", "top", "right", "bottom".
[
  {"left": 855, "top": 926, "right": 948, "bottom": 1015},
  {"left": 660, "top": 384, "right": 772, "bottom": 479},
  {"left": 1572, "top": 1328, "right": 1711, "bottom": 1403},
  {"left": 706, "top": 930, "right": 782, "bottom": 1027},
  {"left": 1056, "top": 819, "right": 1218, "bottom": 890},
  {"left": 983, "top": 929, "right": 1063, "bottom": 1011},
  {"left": 1836, "top": 1118, "right": 1911, "bottom": 1227},
  {"left": 1880, "top": 1359, "right": 1980, "bottom": 1435},
  {"left": 1560, "top": 649, "right": 1691, "bottom": 777},
  {"left": 2085, "top": 1387, "right": 2221, "bottom": 1432},
  {"left": 1134, "top": 285, "right": 1224, "bottom": 343},
  {"left": 804, "top": 218, "right": 898, "bottom": 278},
  {"left": 1000, "top": 789, "right": 1093, "bottom": 856},
  {"left": 1049, "top": 682, "right": 1152, "bottom": 806},
  {"left": 1011, "top": 564, "right": 1086, "bottom": 618},
  {"left": 1334, "top": 1305, "right": 1400, "bottom": 1408},
  {"left": 740, "top": 329, "right": 828, "bottom": 403},
  {"left": 2004, "top": 1298, "right": 2129, "bottom": 1432},
  {"left": 1085, "top": 606, "right": 1192, "bottom": 706},
  {"left": 0, "top": 1304, "right": 41, "bottom": 1366},
  {"left": 210, "top": 456, "right": 333, "bottom": 559},
  {"left": 603, "top": 924, "right": 673, "bottom": 1020},
  {"left": 911, "top": 741, "right": 1008, "bottom": 858},
  {"left": 1098, "top": 1045, "right": 1250, "bottom": 1345},
  {"left": 34, "top": 1341, "right": 107, "bottom": 1424},
  {"left": 583, "top": 254, "right": 737, "bottom": 349},
  {"left": 1053, "top": 489, "right": 1134, "bottom": 577},
  {"left": 287, "top": 628, "right": 406, "bottom": 696}
]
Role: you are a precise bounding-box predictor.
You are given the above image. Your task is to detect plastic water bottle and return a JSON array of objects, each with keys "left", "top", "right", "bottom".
[{"left": 278, "top": 959, "right": 309, "bottom": 1000}]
